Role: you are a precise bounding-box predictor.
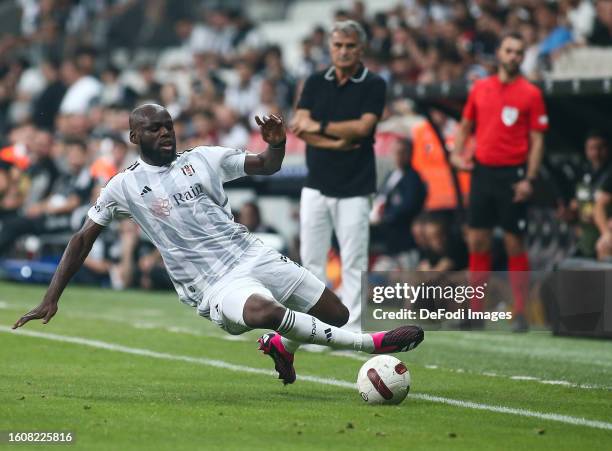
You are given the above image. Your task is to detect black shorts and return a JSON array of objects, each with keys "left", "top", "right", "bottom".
[{"left": 467, "top": 163, "right": 528, "bottom": 235}]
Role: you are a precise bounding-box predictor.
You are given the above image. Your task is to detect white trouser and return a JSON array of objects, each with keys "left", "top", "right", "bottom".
[{"left": 299, "top": 187, "right": 370, "bottom": 332}]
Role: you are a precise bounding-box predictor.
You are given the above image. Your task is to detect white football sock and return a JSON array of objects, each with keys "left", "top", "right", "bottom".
[{"left": 277, "top": 309, "right": 374, "bottom": 353}]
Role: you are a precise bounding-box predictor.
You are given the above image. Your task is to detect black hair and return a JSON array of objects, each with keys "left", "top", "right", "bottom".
[
  {"left": 64, "top": 138, "right": 88, "bottom": 151},
  {"left": 42, "top": 55, "right": 62, "bottom": 71},
  {"left": 75, "top": 45, "right": 98, "bottom": 58},
  {"left": 498, "top": 31, "right": 525, "bottom": 48},
  {"left": 104, "top": 64, "right": 121, "bottom": 77},
  {"left": 540, "top": 2, "right": 559, "bottom": 14},
  {"left": 585, "top": 129, "right": 610, "bottom": 145},
  {"left": 265, "top": 45, "right": 283, "bottom": 59},
  {"left": 374, "top": 12, "right": 387, "bottom": 27},
  {"left": 106, "top": 132, "right": 127, "bottom": 147}
]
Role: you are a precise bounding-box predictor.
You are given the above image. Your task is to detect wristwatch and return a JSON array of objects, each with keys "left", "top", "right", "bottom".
[
  {"left": 319, "top": 120, "right": 328, "bottom": 135},
  {"left": 270, "top": 139, "right": 286, "bottom": 149}
]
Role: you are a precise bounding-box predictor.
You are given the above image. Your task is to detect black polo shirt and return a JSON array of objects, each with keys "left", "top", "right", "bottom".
[{"left": 297, "top": 65, "right": 386, "bottom": 198}]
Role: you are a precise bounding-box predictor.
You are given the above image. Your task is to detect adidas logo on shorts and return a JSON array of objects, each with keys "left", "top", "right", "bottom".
[{"left": 324, "top": 327, "right": 332, "bottom": 342}]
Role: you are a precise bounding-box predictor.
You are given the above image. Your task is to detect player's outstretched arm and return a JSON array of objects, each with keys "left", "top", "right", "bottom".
[
  {"left": 245, "top": 115, "right": 286, "bottom": 176},
  {"left": 12, "top": 219, "right": 104, "bottom": 329}
]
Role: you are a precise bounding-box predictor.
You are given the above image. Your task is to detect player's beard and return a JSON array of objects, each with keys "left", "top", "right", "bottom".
[
  {"left": 502, "top": 61, "right": 521, "bottom": 78},
  {"left": 140, "top": 142, "right": 177, "bottom": 166}
]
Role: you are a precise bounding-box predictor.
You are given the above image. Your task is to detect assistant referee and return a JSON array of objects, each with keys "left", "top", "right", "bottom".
[
  {"left": 290, "top": 20, "right": 386, "bottom": 332},
  {"left": 452, "top": 32, "right": 548, "bottom": 332}
]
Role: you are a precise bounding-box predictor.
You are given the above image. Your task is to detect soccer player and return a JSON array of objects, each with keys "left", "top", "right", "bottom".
[
  {"left": 12, "top": 104, "right": 424, "bottom": 385},
  {"left": 451, "top": 32, "right": 548, "bottom": 332}
]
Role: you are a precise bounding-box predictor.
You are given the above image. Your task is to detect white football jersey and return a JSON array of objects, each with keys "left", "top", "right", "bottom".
[{"left": 88, "top": 146, "right": 257, "bottom": 306}]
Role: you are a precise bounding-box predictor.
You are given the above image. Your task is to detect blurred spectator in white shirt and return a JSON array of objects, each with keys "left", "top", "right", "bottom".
[
  {"left": 215, "top": 105, "right": 249, "bottom": 149},
  {"left": 225, "top": 61, "right": 261, "bottom": 118},
  {"left": 59, "top": 59, "right": 102, "bottom": 115}
]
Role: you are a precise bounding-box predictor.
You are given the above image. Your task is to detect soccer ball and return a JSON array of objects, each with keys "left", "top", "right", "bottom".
[{"left": 357, "top": 355, "right": 411, "bottom": 405}]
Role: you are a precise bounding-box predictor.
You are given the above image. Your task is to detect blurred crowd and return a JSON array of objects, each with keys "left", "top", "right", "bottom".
[
  {"left": 3, "top": 1, "right": 612, "bottom": 137},
  {"left": 369, "top": 130, "right": 612, "bottom": 276},
  {"left": 1, "top": 0, "right": 612, "bottom": 289}
]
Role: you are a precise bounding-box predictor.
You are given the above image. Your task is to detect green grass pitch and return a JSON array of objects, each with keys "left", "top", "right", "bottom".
[{"left": 0, "top": 281, "right": 611, "bottom": 450}]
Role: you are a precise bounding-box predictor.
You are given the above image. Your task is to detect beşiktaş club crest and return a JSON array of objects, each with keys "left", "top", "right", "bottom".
[
  {"left": 501, "top": 106, "right": 519, "bottom": 126},
  {"left": 149, "top": 197, "right": 172, "bottom": 217},
  {"left": 181, "top": 163, "right": 196, "bottom": 176}
]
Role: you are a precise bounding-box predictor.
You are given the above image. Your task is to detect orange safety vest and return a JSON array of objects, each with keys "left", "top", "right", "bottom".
[
  {"left": 411, "top": 120, "right": 470, "bottom": 211},
  {"left": 90, "top": 157, "right": 118, "bottom": 183},
  {"left": 0, "top": 145, "right": 30, "bottom": 170}
]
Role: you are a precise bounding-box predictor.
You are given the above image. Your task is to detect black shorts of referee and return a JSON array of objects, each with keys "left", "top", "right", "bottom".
[{"left": 468, "top": 162, "right": 528, "bottom": 235}]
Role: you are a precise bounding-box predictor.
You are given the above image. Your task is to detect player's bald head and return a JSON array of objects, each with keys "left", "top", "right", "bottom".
[
  {"left": 129, "top": 103, "right": 177, "bottom": 166},
  {"left": 129, "top": 103, "right": 170, "bottom": 130}
]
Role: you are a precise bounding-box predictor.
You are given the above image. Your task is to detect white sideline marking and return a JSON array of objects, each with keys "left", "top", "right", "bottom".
[
  {"left": 132, "top": 321, "right": 157, "bottom": 330},
  {"left": 220, "top": 335, "right": 249, "bottom": 342},
  {"left": 429, "top": 334, "right": 612, "bottom": 368},
  {"left": 3, "top": 301, "right": 611, "bottom": 390},
  {"left": 325, "top": 349, "right": 612, "bottom": 391},
  {"left": 414, "top": 394, "right": 612, "bottom": 431},
  {"left": 2, "top": 327, "right": 612, "bottom": 432},
  {"left": 541, "top": 380, "right": 574, "bottom": 386}
]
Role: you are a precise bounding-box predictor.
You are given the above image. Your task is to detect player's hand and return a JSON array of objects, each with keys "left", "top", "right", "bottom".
[
  {"left": 598, "top": 231, "right": 612, "bottom": 245},
  {"left": 25, "top": 203, "right": 45, "bottom": 218},
  {"left": 255, "top": 114, "right": 286, "bottom": 146},
  {"left": 513, "top": 179, "right": 533, "bottom": 202},
  {"left": 556, "top": 199, "right": 578, "bottom": 222},
  {"left": 289, "top": 116, "right": 319, "bottom": 136},
  {"left": 139, "top": 253, "right": 158, "bottom": 272},
  {"left": 596, "top": 231, "right": 612, "bottom": 260},
  {"left": 12, "top": 301, "right": 58, "bottom": 329},
  {"left": 450, "top": 152, "right": 474, "bottom": 171},
  {"left": 369, "top": 200, "right": 385, "bottom": 225}
]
